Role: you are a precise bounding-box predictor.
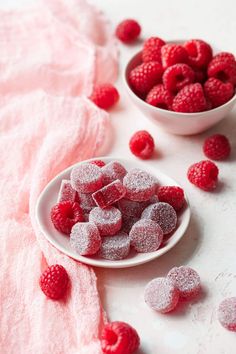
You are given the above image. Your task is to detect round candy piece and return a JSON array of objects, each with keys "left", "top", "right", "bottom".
[
  {"left": 218, "top": 297, "right": 236, "bottom": 331},
  {"left": 141, "top": 202, "right": 177, "bottom": 234},
  {"left": 118, "top": 198, "right": 150, "bottom": 218},
  {"left": 70, "top": 222, "right": 101, "bottom": 256},
  {"left": 100, "top": 232, "right": 130, "bottom": 260},
  {"left": 77, "top": 192, "right": 96, "bottom": 213},
  {"left": 144, "top": 277, "right": 179, "bottom": 313},
  {"left": 129, "top": 219, "right": 163, "bottom": 253},
  {"left": 101, "top": 161, "right": 127, "bottom": 185},
  {"left": 89, "top": 206, "right": 122, "bottom": 236},
  {"left": 57, "top": 179, "right": 76, "bottom": 203},
  {"left": 70, "top": 163, "right": 103, "bottom": 193},
  {"left": 123, "top": 168, "right": 156, "bottom": 202},
  {"left": 167, "top": 266, "right": 201, "bottom": 299}
]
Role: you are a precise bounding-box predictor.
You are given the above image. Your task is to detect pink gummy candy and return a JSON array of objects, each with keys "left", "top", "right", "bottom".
[
  {"left": 92, "top": 179, "right": 126, "bottom": 209},
  {"left": 141, "top": 202, "right": 177, "bottom": 234},
  {"left": 77, "top": 192, "right": 96, "bottom": 213},
  {"left": 167, "top": 266, "right": 201, "bottom": 299},
  {"left": 89, "top": 206, "right": 122, "bottom": 236},
  {"left": 121, "top": 214, "right": 139, "bottom": 234},
  {"left": 70, "top": 222, "right": 101, "bottom": 256},
  {"left": 144, "top": 277, "right": 180, "bottom": 313},
  {"left": 100, "top": 231, "right": 130, "bottom": 260},
  {"left": 70, "top": 163, "right": 103, "bottom": 193},
  {"left": 101, "top": 161, "right": 127, "bottom": 185},
  {"left": 57, "top": 179, "right": 77, "bottom": 203},
  {"left": 129, "top": 219, "right": 163, "bottom": 253},
  {"left": 218, "top": 297, "right": 236, "bottom": 331},
  {"left": 118, "top": 198, "right": 150, "bottom": 218},
  {"left": 123, "top": 168, "right": 156, "bottom": 202}
]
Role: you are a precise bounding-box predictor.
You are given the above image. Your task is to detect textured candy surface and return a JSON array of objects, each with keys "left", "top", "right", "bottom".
[
  {"left": 218, "top": 297, "right": 236, "bottom": 331},
  {"left": 77, "top": 192, "right": 96, "bottom": 213},
  {"left": 144, "top": 277, "right": 179, "bottom": 313},
  {"left": 118, "top": 198, "right": 150, "bottom": 218},
  {"left": 70, "top": 222, "right": 101, "bottom": 256},
  {"left": 167, "top": 266, "right": 201, "bottom": 298},
  {"left": 123, "top": 168, "right": 156, "bottom": 202},
  {"left": 102, "top": 161, "right": 127, "bottom": 185},
  {"left": 100, "top": 232, "right": 130, "bottom": 260},
  {"left": 70, "top": 163, "right": 103, "bottom": 193},
  {"left": 141, "top": 202, "right": 177, "bottom": 234},
  {"left": 57, "top": 179, "right": 76, "bottom": 203},
  {"left": 130, "top": 219, "right": 163, "bottom": 253},
  {"left": 89, "top": 206, "right": 122, "bottom": 236},
  {"left": 92, "top": 179, "right": 126, "bottom": 209},
  {"left": 121, "top": 214, "right": 139, "bottom": 234}
]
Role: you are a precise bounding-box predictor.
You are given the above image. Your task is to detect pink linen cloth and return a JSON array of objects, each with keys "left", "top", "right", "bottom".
[{"left": 0, "top": 1, "right": 118, "bottom": 353}]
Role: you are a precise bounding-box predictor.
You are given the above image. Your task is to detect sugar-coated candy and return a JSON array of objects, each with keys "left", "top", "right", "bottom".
[
  {"left": 118, "top": 198, "right": 150, "bottom": 218},
  {"left": 123, "top": 168, "right": 156, "bottom": 202},
  {"left": 130, "top": 219, "right": 163, "bottom": 253},
  {"left": 121, "top": 214, "right": 139, "bottom": 234},
  {"left": 70, "top": 163, "right": 103, "bottom": 193},
  {"left": 100, "top": 232, "right": 130, "bottom": 260},
  {"left": 70, "top": 222, "right": 101, "bottom": 256},
  {"left": 101, "top": 161, "right": 127, "bottom": 185},
  {"left": 92, "top": 179, "right": 126, "bottom": 209},
  {"left": 77, "top": 192, "right": 96, "bottom": 213},
  {"left": 141, "top": 202, "right": 177, "bottom": 234},
  {"left": 89, "top": 206, "right": 122, "bottom": 236},
  {"left": 218, "top": 297, "right": 236, "bottom": 331},
  {"left": 144, "top": 277, "right": 179, "bottom": 313},
  {"left": 167, "top": 266, "right": 201, "bottom": 299},
  {"left": 57, "top": 179, "right": 77, "bottom": 203}
]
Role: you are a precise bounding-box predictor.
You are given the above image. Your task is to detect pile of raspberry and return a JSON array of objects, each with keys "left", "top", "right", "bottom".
[
  {"left": 129, "top": 37, "right": 236, "bottom": 112},
  {"left": 50, "top": 160, "right": 186, "bottom": 260}
]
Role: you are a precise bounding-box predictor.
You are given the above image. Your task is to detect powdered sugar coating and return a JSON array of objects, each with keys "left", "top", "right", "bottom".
[
  {"left": 100, "top": 232, "right": 130, "bottom": 260},
  {"left": 141, "top": 202, "right": 177, "bottom": 234},
  {"left": 123, "top": 168, "right": 156, "bottom": 202},
  {"left": 92, "top": 179, "right": 126, "bottom": 209},
  {"left": 218, "top": 297, "right": 236, "bottom": 331},
  {"left": 70, "top": 163, "right": 103, "bottom": 193},
  {"left": 70, "top": 222, "right": 101, "bottom": 256},
  {"left": 118, "top": 198, "right": 150, "bottom": 218},
  {"left": 101, "top": 161, "right": 127, "bottom": 185},
  {"left": 129, "top": 218, "right": 163, "bottom": 253},
  {"left": 167, "top": 266, "right": 201, "bottom": 298},
  {"left": 121, "top": 214, "right": 139, "bottom": 234},
  {"left": 144, "top": 277, "right": 179, "bottom": 313},
  {"left": 77, "top": 192, "right": 96, "bottom": 213},
  {"left": 89, "top": 206, "right": 122, "bottom": 236},
  {"left": 57, "top": 179, "right": 76, "bottom": 203}
]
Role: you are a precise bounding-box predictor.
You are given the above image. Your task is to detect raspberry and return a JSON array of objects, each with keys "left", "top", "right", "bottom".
[
  {"left": 146, "top": 84, "right": 173, "bottom": 110},
  {"left": 203, "top": 134, "right": 231, "bottom": 160},
  {"left": 129, "top": 130, "right": 155, "bottom": 159},
  {"left": 172, "top": 83, "right": 207, "bottom": 113},
  {"left": 115, "top": 19, "right": 141, "bottom": 43},
  {"left": 129, "top": 61, "right": 163, "bottom": 95},
  {"left": 213, "top": 52, "right": 235, "bottom": 64},
  {"left": 163, "top": 64, "right": 195, "bottom": 93},
  {"left": 184, "top": 39, "right": 212, "bottom": 68},
  {"left": 161, "top": 44, "right": 188, "bottom": 69},
  {"left": 39, "top": 264, "right": 69, "bottom": 300},
  {"left": 90, "top": 160, "right": 106, "bottom": 168},
  {"left": 187, "top": 160, "right": 219, "bottom": 191},
  {"left": 208, "top": 56, "right": 236, "bottom": 85},
  {"left": 194, "top": 68, "right": 207, "bottom": 84},
  {"left": 89, "top": 84, "right": 119, "bottom": 110},
  {"left": 157, "top": 186, "right": 185, "bottom": 211},
  {"left": 51, "top": 201, "right": 84, "bottom": 234},
  {"left": 142, "top": 36, "right": 166, "bottom": 63},
  {"left": 101, "top": 321, "right": 140, "bottom": 354},
  {"left": 204, "top": 78, "right": 234, "bottom": 108}
]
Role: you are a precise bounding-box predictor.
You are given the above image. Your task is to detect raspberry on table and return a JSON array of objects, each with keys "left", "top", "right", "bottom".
[
  {"left": 129, "top": 130, "right": 155, "bottom": 159},
  {"left": 123, "top": 168, "right": 156, "bottom": 202},
  {"left": 90, "top": 160, "right": 106, "bottom": 168},
  {"left": 204, "top": 77, "right": 234, "bottom": 108},
  {"left": 89, "top": 84, "right": 119, "bottom": 110},
  {"left": 51, "top": 201, "right": 84, "bottom": 234},
  {"left": 208, "top": 56, "right": 236, "bottom": 85},
  {"left": 70, "top": 163, "right": 103, "bottom": 194},
  {"left": 184, "top": 39, "right": 212, "bottom": 69},
  {"left": 161, "top": 44, "right": 188, "bottom": 69},
  {"left": 101, "top": 321, "right": 140, "bottom": 354},
  {"left": 218, "top": 297, "right": 236, "bottom": 331},
  {"left": 172, "top": 83, "right": 207, "bottom": 113},
  {"left": 99, "top": 232, "right": 130, "bottom": 260},
  {"left": 157, "top": 186, "right": 185, "bottom": 211},
  {"left": 115, "top": 19, "right": 141, "bottom": 43},
  {"left": 92, "top": 179, "right": 126, "bottom": 209},
  {"left": 39, "top": 264, "right": 69, "bottom": 300},
  {"left": 187, "top": 160, "right": 219, "bottom": 191},
  {"left": 163, "top": 63, "right": 195, "bottom": 93},
  {"left": 102, "top": 161, "right": 127, "bottom": 185},
  {"left": 167, "top": 266, "right": 201, "bottom": 299},
  {"left": 70, "top": 222, "right": 101, "bottom": 256},
  {"left": 142, "top": 36, "right": 166, "bottom": 63},
  {"left": 89, "top": 206, "right": 122, "bottom": 236},
  {"left": 203, "top": 134, "right": 231, "bottom": 160},
  {"left": 57, "top": 179, "right": 76, "bottom": 203},
  {"left": 146, "top": 84, "right": 173, "bottom": 110}
]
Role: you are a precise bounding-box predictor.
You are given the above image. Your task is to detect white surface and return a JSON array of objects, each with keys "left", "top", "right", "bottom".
[{"left": 2, "top": 0, "right": 236, "bottom": 353}]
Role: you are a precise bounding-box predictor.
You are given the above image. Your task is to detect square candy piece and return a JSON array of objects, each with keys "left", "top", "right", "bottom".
[{"left": 92, "top": 179, "right": 126, "bottom": 209}]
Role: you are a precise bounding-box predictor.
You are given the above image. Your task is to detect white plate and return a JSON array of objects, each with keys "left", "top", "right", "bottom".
[{"left": 35, "top": 157, "right": 191, "bottom": 268}]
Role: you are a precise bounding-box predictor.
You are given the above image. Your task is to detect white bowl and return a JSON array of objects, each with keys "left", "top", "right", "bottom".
[
  {"left": 35, "top": 157, "right": 191, "bottom": 268},
  {"left": 124, "top": 50, "right": 236, "bottom": 135}
]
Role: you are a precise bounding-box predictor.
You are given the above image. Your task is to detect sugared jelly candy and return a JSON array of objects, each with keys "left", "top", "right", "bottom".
[
  {"left": 167, "top": 266, "right": 201, "bottom": 299},
  {"left": 101, "top": 161, "right": 127, "bottom": 185},
  {"left": 70, "top": 222, "right": 101, "bottom": 256},
  {"left": 141, "top": 202, "right": 177, "bottom": 234},
  {"left": 70, "top": 163, "right": 103, "bottom": 193},
  {"left": 123, "top": 168, "right": 156, "bottom": 201},
  {"left": 57, "top": 179, "right": 76, "bottom": 203},
  {"left": 92, "top": 179, "right": 126, "bottom": 209},
  {"left": 218, "top": 297, "right": 236, "bottom": 331},
  {"left": 89, "top": 206, "right": 122, "bottom": 236},
  {"left": 77, "top": 192, "right": 96, "bottom": 213},
  {"left": 121, "top": 214, "right": 139, "bottom": 234},
  {"left": 100, "top": 232, "right": 130, "bottom": 260},
  {"left": 118, "top": 198, "right": 150, "bottom": 218}
]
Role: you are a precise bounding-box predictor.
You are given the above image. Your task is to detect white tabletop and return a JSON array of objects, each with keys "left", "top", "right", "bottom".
[{"left": 3, "top": 0, "right": 236, "bottom": 353}]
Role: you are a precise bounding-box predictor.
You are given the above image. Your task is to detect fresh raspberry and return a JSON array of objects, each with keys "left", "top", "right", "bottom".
[
  {"left": 157, "top": 186, "right": 185, "bottom": 211},
  {"left": 208, "top": 56, "right": 236, "bottom": 85},
  {"left": 184, "top": 39, "right": 212, "bottom": 68},
  {"left": 194, "top": 68, "right": 207, "bottom": 83},
  {"left": 101, "top": 321, "right": 140, "bottom": 354},
  {"left": 129, "top": 130, "right": 155, "bottom": 159},
  {"left": 39, "top": 265, "right": 69, "bottom": 300},
  {"left": 203, "top": 134, "right": 231, "bottom": 160},
  {"left": 90, "top": 160, "right": 106, "bottom": 168},
  {"left": 89, "top": 84, "right": 119, "bottom": 110},
  {"left": 129, "top": 61, "right": 163, "bottom": 95},
  {"left": 115, "top": 19, "right": 141, "bottom": 43},
  {"left": 172, "top": 83, "right": 207, "bottom": 113},
  {"left": 187, "top": 160, "right": 219, "bottom": 191},
  {"left": 161, "top": 44, "right": 188, "bottom": 69},
  {"left": 204, "top": 77, "right": 234, "bottom": 108},
  {"left": 142, "top": 36, "right": 166, "bottom": 63},
  {"left": 213, "top": 52, "right": 235, "bottom": 64},
  {"left": 163, "top": 63, "right": 195, "bottom": 93},
  {"left": 146, "top": 84, "right": 173, "bottom": 110},
  {"left": 50, "top": 201, "right": 84, "bottom": 234}
]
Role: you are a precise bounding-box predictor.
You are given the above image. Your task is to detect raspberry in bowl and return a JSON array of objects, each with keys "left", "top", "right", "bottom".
[{"left": 124, "top": 39, "right": 236, "bottom": 135}]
